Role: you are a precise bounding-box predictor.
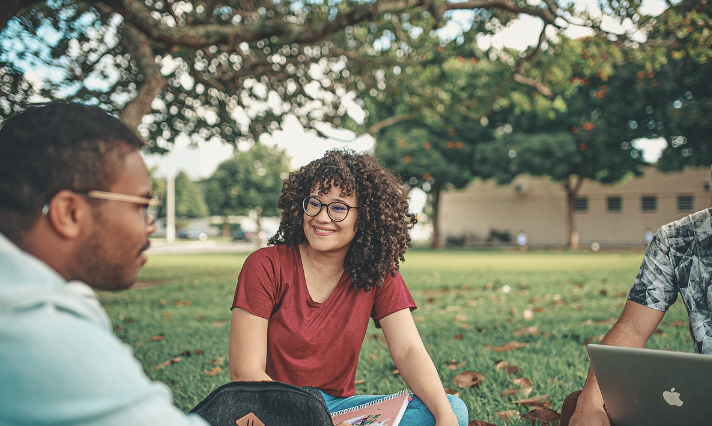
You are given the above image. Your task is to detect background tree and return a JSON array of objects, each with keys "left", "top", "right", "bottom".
[
  {"left": 0, "top": 0, "right": 678, "bottom": 148},
  {"left": 375, "top": 124, "right": 477, "bottom": 248},
  {"left": 173, "top": 170, "right": 208, "bottom": 219},
  {"left": 203, "top": 143, "right": 289, "bottom": 239}
]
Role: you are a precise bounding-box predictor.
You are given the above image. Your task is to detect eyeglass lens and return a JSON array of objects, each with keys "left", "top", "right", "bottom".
[
  {"left": 146, "top": 195, "right": 162, "bottom": 223},
  {"left": 303, "top": 197, "right": 350, "bottom": 222}
]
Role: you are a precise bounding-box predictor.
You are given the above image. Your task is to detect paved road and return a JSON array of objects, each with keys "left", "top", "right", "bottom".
[{"left": 146, "top": 239, "right": 263, "bottom": 254}]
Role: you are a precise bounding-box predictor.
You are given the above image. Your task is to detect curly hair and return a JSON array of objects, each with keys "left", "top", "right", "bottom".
[
  {"left": 0, "top": 102, "right": 143, "bottom": 242},
  {"left": 268, "top": 149, "right": 417, "bottom": 292}
]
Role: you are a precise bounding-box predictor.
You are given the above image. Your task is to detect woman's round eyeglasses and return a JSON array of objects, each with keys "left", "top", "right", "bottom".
[{"left": 302, "top": 196, "right": 358, "bottom": 222}]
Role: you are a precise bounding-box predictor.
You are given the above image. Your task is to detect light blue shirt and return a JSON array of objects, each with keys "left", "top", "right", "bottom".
[{"left": 0, "top": 233, "right": 208, "bottom": 425}]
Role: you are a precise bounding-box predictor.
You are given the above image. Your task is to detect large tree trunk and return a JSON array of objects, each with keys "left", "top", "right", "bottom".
[
  {"left": 222, "top": 217, "right": 230, "bottom": 238},
  {"left": 430, "top": 182, "right": 443, "bottom": 249},
  {"left": 563, "top": 176, "right": 584, "bottom": 249},
  {"left": 254, "top": 206, "right": 263, "bottom": 248}
]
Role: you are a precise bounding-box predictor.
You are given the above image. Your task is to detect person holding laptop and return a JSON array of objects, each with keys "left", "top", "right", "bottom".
[
  {"left": 0, "top": 103, "right": 208, "bottom": 426},
  {"left": 563, "top": 167, "right": 712, "bottom": 426}
]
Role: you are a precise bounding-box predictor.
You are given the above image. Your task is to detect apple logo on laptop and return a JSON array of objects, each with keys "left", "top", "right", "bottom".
[{"left": 662, "top": 388, "right": 684, "bottom": 407}]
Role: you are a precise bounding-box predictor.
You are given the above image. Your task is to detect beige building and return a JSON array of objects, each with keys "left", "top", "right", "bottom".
[{"left": 438, "top": 166, "right": 712, "bottom": 247}]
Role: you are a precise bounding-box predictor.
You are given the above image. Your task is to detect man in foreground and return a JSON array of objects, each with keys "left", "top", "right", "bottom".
[
  {"left": 564, "top": 172, "right": 712, "bottom": 426},
  {"left": 0, "top": 102, "right": 208, "bottom": 425}
]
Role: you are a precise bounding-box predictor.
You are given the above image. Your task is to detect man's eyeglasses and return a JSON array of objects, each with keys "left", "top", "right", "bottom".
[
  {"left": 302, "top": 196, "right": 359, "bottom": 222},
  {"left": 43, "top": 190, "right": 162, "bottom": 224}
]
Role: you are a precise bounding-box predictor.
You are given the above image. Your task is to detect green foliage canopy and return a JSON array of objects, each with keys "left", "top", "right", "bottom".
[{"left": 203, "top": 143, "right": 290, "bottom": 218}]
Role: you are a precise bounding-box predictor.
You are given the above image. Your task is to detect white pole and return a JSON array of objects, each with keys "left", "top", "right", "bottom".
[{"left": 166, "top": 147, "right": 176, "bottom": 243}]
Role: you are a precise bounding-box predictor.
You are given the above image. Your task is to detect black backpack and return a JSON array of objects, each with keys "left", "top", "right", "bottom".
[{"left": 189, "top": 381, "right": 336, "bottom": 426}]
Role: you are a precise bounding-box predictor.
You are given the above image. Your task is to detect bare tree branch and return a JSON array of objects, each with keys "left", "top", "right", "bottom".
[
  {"left": 364, "top": 113, "right": 419, "bottom": 135},
  {"left": 118, "top": 23, "right": 167, "bottom": 134},
  {"left": 439, "top": 0, "right": 558, "bottom": 26}
]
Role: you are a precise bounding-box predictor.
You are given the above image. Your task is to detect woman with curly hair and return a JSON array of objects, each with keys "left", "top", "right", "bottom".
[{"left": 229, "top": 149, "right": 468, "bottom": 426}]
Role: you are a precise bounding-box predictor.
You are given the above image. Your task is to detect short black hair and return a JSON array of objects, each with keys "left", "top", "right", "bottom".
[{"left": 0, "top": 102, "right": 144, "bottom": 241}]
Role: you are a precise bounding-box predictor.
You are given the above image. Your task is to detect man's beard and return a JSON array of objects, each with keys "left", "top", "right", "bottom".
[{"left": 74, "top": 225, "right": 138, "bottom": 291}]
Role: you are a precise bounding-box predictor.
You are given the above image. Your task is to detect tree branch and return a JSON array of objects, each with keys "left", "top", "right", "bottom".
[
  {"left": 117, "top": 22, "right": 167, "bottom": 135},
  {"left": 99, "top": 0, "right": 562, "bottom": 48},
  {"left": 439, "top": 0, "right": 558, "bottom": 27},
  {"left": 364, "top": 113, "right": 419, "bottom": 135}
]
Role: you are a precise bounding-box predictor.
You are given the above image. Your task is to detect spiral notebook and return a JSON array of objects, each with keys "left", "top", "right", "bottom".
[{"left": 330, "top": 390, "right": 411, "bottom": 426}]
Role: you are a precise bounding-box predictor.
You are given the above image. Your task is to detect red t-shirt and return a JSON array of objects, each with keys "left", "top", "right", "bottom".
[{"left": 232, "top": 244, "right": 416, "bottom": 397}]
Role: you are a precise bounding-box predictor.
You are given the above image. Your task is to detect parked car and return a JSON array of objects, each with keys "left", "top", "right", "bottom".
[
  {"left": 178, "top": 229, "right": 208, "bottom": 241},
  {"left": 231, "top": 230, "right": 254, "bottom": 242}
]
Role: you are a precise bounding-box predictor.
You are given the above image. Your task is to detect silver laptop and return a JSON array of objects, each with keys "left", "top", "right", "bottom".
[{"left": 587, "top": 344, "right": 712, "bottom": 426}]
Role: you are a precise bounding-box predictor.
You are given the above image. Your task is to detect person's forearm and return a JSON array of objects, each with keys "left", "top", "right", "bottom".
[
  {"left": 393, "top": 345, "right": 457, "bottom": 423},
  {"left": 229, "top": 363, "right": 272, "bottom": 382}
]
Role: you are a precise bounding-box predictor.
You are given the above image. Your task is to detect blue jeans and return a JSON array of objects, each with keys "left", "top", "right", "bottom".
[{"left": 318, "top": 390, "right": 469, "bottom": 426}]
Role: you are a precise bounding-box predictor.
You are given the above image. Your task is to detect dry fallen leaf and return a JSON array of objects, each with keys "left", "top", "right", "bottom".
[
  {"left": 511, "top": 377, "right": 534, "bottom": 397},
  {"left": 493, "top": 410, "right": 521, "bottom": 422},
  {"left": 454, "top": 333, "right": 464, "bottom": 340},
  {"left": 204, "top": 367, "right": 222, "bottom": 376},
  {"left": 501, "top": 387, "right": 521, "bottom": 396},
  {"left": 355, "top": 379, "right": 365, "bottom": 385},
  {"left": 495, "top": 360, "right": 520, "bottom": 375},
  {"left": 176, "top": 300, "right": 191, "bottom": 306},
  {"left": 453, "top": 371, "right": 484, "bottom": 388},
  {"left": 670, "top": 320, "right": 686, "bottom": 327},
  {"left": 193, "top": 349, "right": 204, "bottom": 355},
  {"left": 513, "top": 326, "right": 539, "bottom": 337},
  {"left": 393, "top": 369, "right": 400, "bottom": 376},
  {"left": 454, "top": 314, "right": 467, "bottom": 322},
  {"left": 210, "top": 355, "right": 226, "bottom": 366},
  {"left": 150, "top": 335, "right": 165, "bottom": 341},
  {"left": 446, "top": 360, "right": 467, "bottom": 371},
  {"left": 511, "top": 394, "right": 552, "bottom": 408},
  {"left": 492, "top": 341, "right": 530, "bottom": 352},
  {"left": 534, "top": 307, "right": 545, "bottom": 313},
  {"left": 156, "top": 357, "right": 181, "bottom": 370},
  {"left": 468, "top": 421, "right": 496, "bottom": 426},
  {"left": 522, "top": 407, "right": 561, "bottom": 425},
  {"left": 444, "top": 388, "right": 460, "bottom": 397}
]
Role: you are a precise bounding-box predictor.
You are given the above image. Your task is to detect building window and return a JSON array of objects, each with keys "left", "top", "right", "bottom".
[
  {"left": 641, "top": 195, "right": 657, "bottom": 212},
  {"left": 574, "top": 196, "right": 588, "bottom": 212},
  {"left": 678, "top": 194, "right": 694, "bottom": 212},
  {"left": 607, "top": 196, "right": 622, "bottom": 212}
]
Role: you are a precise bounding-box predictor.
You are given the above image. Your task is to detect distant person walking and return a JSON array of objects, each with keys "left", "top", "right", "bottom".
[{"left": 517, "top": 230, "right": 528, "bottom": 251}]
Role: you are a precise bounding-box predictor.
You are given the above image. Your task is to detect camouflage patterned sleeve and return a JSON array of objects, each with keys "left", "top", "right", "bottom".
[{"left": 628, "top": 228, "right": 679, "bottom": 312}]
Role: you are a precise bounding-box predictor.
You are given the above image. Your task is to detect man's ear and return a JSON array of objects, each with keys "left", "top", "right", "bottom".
[{"left": 45, "top": 190, "right": 91, "bottom": 240}]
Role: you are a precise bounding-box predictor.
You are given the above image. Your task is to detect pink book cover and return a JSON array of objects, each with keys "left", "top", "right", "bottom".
[{"left": 330, "top": 390, "right": 411, "bottom": 426}]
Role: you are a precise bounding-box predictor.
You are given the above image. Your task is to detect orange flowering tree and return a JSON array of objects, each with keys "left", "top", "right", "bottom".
[{"left": 375, "top": 122, "right": 483, "bottom": 248}]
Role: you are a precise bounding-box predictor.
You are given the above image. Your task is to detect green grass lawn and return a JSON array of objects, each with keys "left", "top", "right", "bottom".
[{"left": 99, "top": 249, "right": 691, "bottom": 425}]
